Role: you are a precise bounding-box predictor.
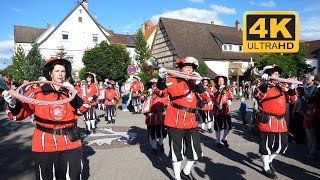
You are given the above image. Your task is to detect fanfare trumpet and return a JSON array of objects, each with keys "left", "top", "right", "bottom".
[{"left": 146, "top": 57, "right": 203, "bottom": 81}]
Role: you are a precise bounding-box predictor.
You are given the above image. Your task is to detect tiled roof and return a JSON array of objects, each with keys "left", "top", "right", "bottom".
[
  {"left": 303, "top": 40, "right": 320, "bottom": 59},
  {"left": 145, "top": 26, "right": 157, "bottom": 40},
  {"left": 159, "top": 17, "right": 259, "bottom": 61},
  {"left": 14, "top": 25, "right": 47, "bottom": 43}
]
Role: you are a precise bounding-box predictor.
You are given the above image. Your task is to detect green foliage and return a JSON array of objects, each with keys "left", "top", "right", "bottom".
[
  {"left": 196, "top": 62, "right": 208, "bottom": 77},
  {"left": 0, "top": 65, "right": 15, "bottom": 79},
  {"left": 254, "top": 43, "right": 315, "bottom": 78},
  {"left": 82, "top": 41, "right": 131, "bottom": 82},
  {"left": 24, "top": 43, "right": 45, "bottom": 81},
  {"left": 11, "top": 45, "right": 26, "bottom": 84},
  {"left": 78, "top": 67, "right": 87, "bottom": 80},
  {"left": 134, "top": 28, "right": 151, "bottom": 67},
  {"left": 56, "top": 46, "right": 69, "bottom": 58}
]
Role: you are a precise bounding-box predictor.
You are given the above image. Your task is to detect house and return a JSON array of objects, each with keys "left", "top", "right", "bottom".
[
  {"left": 303, "top": 40, "right": 320, "bottom": 75},
  {"left": 151, "top": 17, "right": 259, "bottom": 86},
  {"left": 14, "top": 0, "right": 136, "bottom": 75},
  {"left": 141, "top": 20, "right": 157, "bottom": 49}
]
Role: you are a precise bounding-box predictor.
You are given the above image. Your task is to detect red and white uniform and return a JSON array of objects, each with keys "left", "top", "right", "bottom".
[
  {"left": 145, "top": 88, "right": 169, "bottom": 126},
  {"left": 83, "top": 83, "right": 99, "bottom": 105},
  {"left": 255, "top": 85, "right": 296, "bottom": 132},
  {"left": 104, "top": 88, "right": 120, "bottom": 106},
  {"left": 6, "top": 84, "right": 90, "bottom": 152},
  {"left": 131, "top": 81, "right": 144, "bottom": 97},
  {"left": 163, "top": 77, "right": 204, "bottom": 129},
  {"left": 200, "top": 86, "right": 215, "bottom": 111},
  {"left": 215, "top": 89, "right": 233, "bottom": 115}
]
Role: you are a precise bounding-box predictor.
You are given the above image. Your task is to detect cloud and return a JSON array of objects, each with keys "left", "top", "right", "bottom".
[
  {"left": 151, "top": 7, "right": 227, "bottom": 26},
  {"left": 300, "top": 17, "right": 320, "bottom": 40},
  {"left": 0, "top": 40, "right": 14, "bottom": 59},
  {"left": 301, "top": 3, "right": 320, "bottom": 13},
  {"left": 11, "top": 8, "right": 21, "bottom": 12},
  {"left": 187, "top": 0, "right": 204, "bottom": 3},
  {"left": 210, "top": 4, "right": 236, "bottom": 14},
  {"left": 249, "top": 0, "right": 276, "bottom": 7}
]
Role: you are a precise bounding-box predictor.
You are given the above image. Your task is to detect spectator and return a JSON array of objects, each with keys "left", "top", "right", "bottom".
[
  {"left": 293, "top": 86, "right": 307, "bottom": 144},
  {"left": 304, "top": 74, "right": 317, "bottom": 101},
  {"left": 121, "top": 81, "right": 130, "bottom": 112},
  {"left": 239, "top": 96, "right": 247, "bottom": 125},
  {"left": 303, "top": 99, "right": 318, "bottom": 158}
]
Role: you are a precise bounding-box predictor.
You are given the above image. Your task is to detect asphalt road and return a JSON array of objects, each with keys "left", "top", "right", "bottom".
[{"left": 0, "top": 100, "right": 319, "bottom": 180}]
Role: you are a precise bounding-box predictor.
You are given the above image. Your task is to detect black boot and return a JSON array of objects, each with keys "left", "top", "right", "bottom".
[
  {"left": 107, "top": 120, "right": 112, "bottom": 124},
  {"left": 221, "top": 140, "right": 229, "bottom": 148},
  {"left": 85, "top": 130, "right": 91, "bottom": 135},
  {"left": 207, "top": 128, "right": 213, "bottom": 133},
  {"left": 112, "top": 119, "right": 115, "bottom": 124},
  {"left": 92, "top": 128, "right": 96, "bottom": 134},
  {"left": 262, "top": 169, "right": 277, "bottom": 179},
  {"left": 180, "top": 170, "right": 194, "bottom": 180}
]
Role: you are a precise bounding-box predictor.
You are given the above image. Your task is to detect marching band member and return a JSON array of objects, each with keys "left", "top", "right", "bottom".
[
  {"left": 254, "top": 64, "right": 296, "bottom": 179},
  {"left": 2, "top": 57, "right": 90, "bottom": 179},
  {"left": 104, "top": 80, "right": 120, "bottom": 124},
  {"left": 214, "top": 75, "right": 234, "bottom": 148},
  {"left": 130, "top": 76, "right": 144, "bottom": 114},
  {"left": 82, "top": 72, "right": 100, "bottom": 134},
  {"left": 157, "top": 57, "right": 204, "bottom": 180},
  {"left": 198, "top": 77, "right": 215, "bottom": 133},
  {"left": 144, "top": 78, "right": 168, "bottom": 154}
]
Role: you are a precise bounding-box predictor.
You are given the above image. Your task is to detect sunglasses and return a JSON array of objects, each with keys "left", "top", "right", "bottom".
[{"left": 87, "top": 76, "right": 92, "bottom": 78}]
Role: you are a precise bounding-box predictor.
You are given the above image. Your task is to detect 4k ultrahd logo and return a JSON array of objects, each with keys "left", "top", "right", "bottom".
[{"left": 243, "top": 11, "right": 299, "bottom": 53}]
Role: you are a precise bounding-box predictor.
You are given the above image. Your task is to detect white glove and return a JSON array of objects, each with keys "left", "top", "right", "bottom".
[
  {"left": 227, "top": 100, "right": 232, "bottom": 106},
  {"left": 63, "top": 82, "right": 74, "bottom": 90},
  {"left": 88, "top": 97, "right": 93, "bottom": 101},
  {"left": 261, "top": 73, "right": 270, "bottom": 80},
  {"left": 158, "top": 68, "right": 168, "bottom": 79},
  {"left": 290, "top": 83, "right": 295, "bottom": 89},
  {"left": 3, "top": 90, "right": 16, "bottom": 107},
  {"left": 191, "top": 72, "right": 201, "bottom": 84},
  {"left": 219, "top": 85, "right": 225, "bottom": 90}
]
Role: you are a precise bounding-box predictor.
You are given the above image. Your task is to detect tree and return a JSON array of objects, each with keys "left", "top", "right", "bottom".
[
  {"left": 78, "top": 67, "right": 87, "bottom": 80},
  {"left": 82, "top": 41, "right": 131, "bottom": 82},
  {"left": 56, "top": 46, "right": 69, "bottom": 59},
  {"left": 24, "top": 43, "right": 45, "bottom": 81},
  {"left": 196, "top": 62, "right": 208, "bottom": 77},
  {"left": 134, "top": 28, "right": 151, "bottom": 67},
  {"left": 254, "top": 43, "right": 314, "bottom": 78},
  {"left": 11, "top": 45, "right": 26, "bottom": 84}
]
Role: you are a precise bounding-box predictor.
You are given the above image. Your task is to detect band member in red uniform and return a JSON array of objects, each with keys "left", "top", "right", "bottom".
[
  {"left": 82, "top": 72, "right": 100, "bottom": 134},
  {"left": 254, "top": 65, "right": 296, "bottom": 179},
  {"left": 144, "top": 78, "right": 168, "bottom": 154},
  {"left": 198, "top": 77, "right": 215, "bottom": 133},
  {"left": 157, "top": 57, "right": 204, "bottom": 180},
  {"left": 130, "top": 76, "right": 144, "bottom": 114},
  {"left": 214, "top": 75, "right": 234, "bottom": 148},
  {"left": 104, "top": 80, "right": 120, "bottom": 124},
  {"left": 2, "top": 57, "right": 90, "bottom": 180}
]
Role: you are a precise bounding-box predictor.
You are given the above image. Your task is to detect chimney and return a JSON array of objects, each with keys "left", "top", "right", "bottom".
[
  {"left": 47, "top": 23, "right": 51, "bottom": 28},
  {"left": 211, "top": 21, "right": 214, "bottom": 24},
  {"left": 141, "top": 23, "right": 146, "bottom": 35},
  {"left": 82, "top": 0, "right": 88, "bottom": 11},
  {"left": 235, "top": 20, "right": 240, "bottom": 30}
]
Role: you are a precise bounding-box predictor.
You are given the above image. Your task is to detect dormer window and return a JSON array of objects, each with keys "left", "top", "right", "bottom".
[
  {"left": 239, "top": 46, "right": 243, "bottom": 51},
  {"left": 78, "top": 17, "right": 82, "bottom": 23},
  {"left": 229, "top": 45, "right": 232, "bottom": 50},
  {"left": 223, "top": 44, "right": 227, "bottom": 50},
  {"left": 62, "top": 34, "right": 69, "bottom": 40}
]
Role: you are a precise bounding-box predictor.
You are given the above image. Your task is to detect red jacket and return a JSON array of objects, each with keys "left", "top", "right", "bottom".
[
  {"left": 6, "top": 84, "right": 90, "bottom": 152},
  {"left": 200, "top": 86, "right": 215, "bottom": 111},
  {"left": 145, "top": 88, "right": 169, "bottom": 126},
  {"left": 157, "top": 77, "right": 204, "bottom": 129},
  {"left": 131, "top": 82, "right": 144, "bottom": 97},
  {"left": 104, "top": 88, "right": 120, "bottom": 106},
  {"left": 254, "top": 84, "right": 296, "bottom": 132},
  {"left": 214, "top": 89, "right": 233, "bottom": 115},
  {"left": 82, "top": 83, "right": 99, "bottom": 105}
]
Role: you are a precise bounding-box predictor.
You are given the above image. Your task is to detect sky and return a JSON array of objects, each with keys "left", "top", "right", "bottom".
[{"left": 1, "top": 0, "right": 319, "bottom": 69}]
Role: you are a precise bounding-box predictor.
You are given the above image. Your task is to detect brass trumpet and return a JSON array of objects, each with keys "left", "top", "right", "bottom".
[{"left": 146, "top": 57, "right": 203, "bottom": 80}]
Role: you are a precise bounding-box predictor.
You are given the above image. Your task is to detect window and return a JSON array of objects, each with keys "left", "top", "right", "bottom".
[
  {"left": 78, "top": 17, "right": 82, "bottom": 23},
  {"left": 223, "top": 44, "right": 227, "bottom": 50},
  {"left": 229, "top": 45, "right": 232, "bottom": 50},
  {"left": 126, "top": 36, "right": 134, "bottom": 44},
  {"left": 239, "top": 46, "right": 242, "bottom": 51},
  {"left": 92, "top": 36, "right": 98, "bottom": 42},
  {"left": 62, "top": 34, "right": 69, "bottom": 40}
]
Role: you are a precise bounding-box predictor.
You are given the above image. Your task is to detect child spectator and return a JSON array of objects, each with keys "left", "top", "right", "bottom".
[
  {"left": 239, "top": 96, "right": 247, "bottom": 125},
  {"left": 304, "top": 99, "right": 318, "bottom": 158}
]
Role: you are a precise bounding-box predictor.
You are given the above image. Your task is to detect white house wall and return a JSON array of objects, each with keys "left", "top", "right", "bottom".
[
  {"left": 39, "top": 5, "right": 107, "bottom": 71},
  {"left": 147, "top": 30, "right": 156, "bottom": 49},
  {"left": 204, "top": 60, "right": 229, "bottom": 77},
  {"left": 306, "top": 58, "right": 318, "bottom": 75}
]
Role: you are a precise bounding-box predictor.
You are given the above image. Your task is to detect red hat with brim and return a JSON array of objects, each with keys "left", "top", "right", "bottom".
[{"left": 43, "top": 57, "right": 72, "bottom": 81}]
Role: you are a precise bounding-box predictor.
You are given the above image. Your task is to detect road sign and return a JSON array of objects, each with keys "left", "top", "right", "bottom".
[
  {"left": 127, "top": 65, "right": 137, "bottom": 75},
  {"left": 243, "top": 11, "right": 299, "bottom": 53}
]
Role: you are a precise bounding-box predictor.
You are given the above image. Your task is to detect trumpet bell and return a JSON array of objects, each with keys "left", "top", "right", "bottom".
[{"left": 146, "top": 57, "right": 160, "bottom": 70}]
